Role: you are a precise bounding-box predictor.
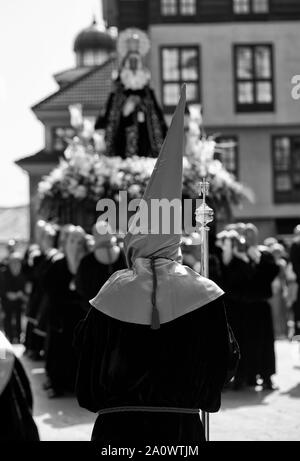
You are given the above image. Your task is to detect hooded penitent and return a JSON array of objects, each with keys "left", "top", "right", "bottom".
[
  {"left": 91, "top": 85, "right": 224, "bottom": 328},
  {"left": 0, "top": 332, "right": 15, "bottom": 396}
]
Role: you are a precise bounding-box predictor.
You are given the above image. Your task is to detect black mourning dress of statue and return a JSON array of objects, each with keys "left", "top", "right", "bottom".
[{"left": 95, "top": 51, "right": 167, "bottom": 159}]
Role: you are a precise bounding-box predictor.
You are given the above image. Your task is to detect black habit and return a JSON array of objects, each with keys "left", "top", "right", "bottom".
[
  {"left": 75, "top": 251, "right": 127, "bottom": 312},
  {"left": 0, "top": 357, "right": 39, "bottom": 441},
  {"left": 75, "top": 296, "right": 238, "bottom": 444}
]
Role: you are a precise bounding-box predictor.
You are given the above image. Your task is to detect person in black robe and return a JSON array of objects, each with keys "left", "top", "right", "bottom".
[
  {"left": 0, "top": 253, "right": 26, "bottom": 343},
  {"left": 33, "top": 225, "right": 61, "bottom": 340},
  {"left": 76, "top": 223, "right": 126, "bottom": 312},
  {"left": 95, "top": 48, "right": 167, "bottom": 159},
  {"left": 290, "top": 225, "right": 300, "bottom": 336},
  {"left": 0, "top": 332, "right": 39, "bottom": 441},
  {"left": 244, "top": 224, "right": 280, "bottom": 389},
  {"left": 76, "top": 297, "right": 237, "bottom": 444},
  {"left": 220, "top": 230, "right": 254, "bottom": 389},
  {"left": 75, "top": 87, "right": 239, "bottom": 444},
  {"left": 44, "top": 226, "right": 87, "bottom": 397},
  {"left": 23, "top": 221, "right": 48, "bottom": 358}
]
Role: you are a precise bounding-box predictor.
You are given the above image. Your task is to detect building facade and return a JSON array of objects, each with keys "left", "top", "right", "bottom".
[
  {"left": 16, "top": 19, "right": 117, "bottom": 238},
  {"left": 105, "top": 0, "right": 300, "bottom": 239}
]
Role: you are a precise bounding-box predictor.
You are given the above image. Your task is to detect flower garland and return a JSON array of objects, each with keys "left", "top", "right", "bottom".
[{"left": 38, "top": 104, "right": 253, "bottom": 226}]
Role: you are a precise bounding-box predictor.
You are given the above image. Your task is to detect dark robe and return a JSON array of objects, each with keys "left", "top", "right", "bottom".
[
  {"left": 0, "top": 357, "right": 39, "bottom": 441},
  {"left": 34, "top": 250, "right": 62, "bottom": 337},
  {"left": 245, "top": 249, "right": 280, "bottom": 381},
  {"left": 95, "top": 82, "right": 167, "bottom": 159},
  {"left": 221, "top": 256, "right": 254, "bottom": 386},
  {"left": 75, "top": 297, "right": 239, "bottom": 444},
  {"left": 44, "top": 257, "right": 85, "bottom": 393},
  {"left": 75, "top": 250, "right": 127, "bottom": 312},
  {"left": 23, "top": 250, "right": 46, "bottom": 353},
  {"left": 0, "top": 266, "right": 26, "bottom": 343},
  {"left": 290, "top": 239, "right": 300, "bottom": 335}
]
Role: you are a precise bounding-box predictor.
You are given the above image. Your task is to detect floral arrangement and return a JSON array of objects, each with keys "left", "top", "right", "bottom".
[
  {"left": 38, "top": 152, "right": 156, "bottom": 204},
  {"left": 38, "top": 104, "right": 253, "bottom": 229}
]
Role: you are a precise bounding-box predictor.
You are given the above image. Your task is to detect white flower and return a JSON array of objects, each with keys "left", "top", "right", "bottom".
[
  {"left": 68, "top": 178, "right": 79, "bottom": 189},
  {"left": 38, "top": 181, "right": 51, "bottom": 195},
  {"left": 69, "top": 104, "right": 83, "bottom": 129},
  {"left": 189, "top": 104, "right": 202, "bottom": 124},
  {"left": 50, "top": 168, "right": 64, "bottom": 182},
  {"left": 94, "top": 132, "right": 106, "bottom": 152},
  {"left": 81, "top": 118, "right": 94, "bottom": 141},
  {"left": 73, "top": 185, "right": 87, "bottom": 199},
  {"left": 128, "top": 184, "right": 141, "bottom": 197},
  {"left": 110, "top": 171, "right": 124, "bottom": 187},
  {"left": 208, "top": 160, "right": 223, "bottom": 176},
  {"left": 80, "top": 160, "right": 93, "bottom": 178},
  {"left": 189, "top": 121, "right": 201, "bottom": 138}
]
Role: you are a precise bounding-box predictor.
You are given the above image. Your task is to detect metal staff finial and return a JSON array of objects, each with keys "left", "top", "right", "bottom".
[
  {"left": 196, "top": 179, "right": 214, "bottom": 234},
  {"left": 195, "top": 178, "right": 214, "bottom": 441}
]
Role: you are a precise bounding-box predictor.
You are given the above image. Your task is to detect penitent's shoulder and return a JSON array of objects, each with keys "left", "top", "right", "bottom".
[{"left": 85, "top": 295, "right": 227, "bottom": 332}]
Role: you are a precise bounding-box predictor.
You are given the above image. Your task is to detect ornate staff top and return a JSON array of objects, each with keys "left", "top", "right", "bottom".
[{"left": 195, "top": 179, "right": 214, "bottom": 231}]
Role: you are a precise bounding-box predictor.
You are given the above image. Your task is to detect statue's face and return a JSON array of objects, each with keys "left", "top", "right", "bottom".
[{"left": 125, "top": 53, "right": 141, "bottom": 73}]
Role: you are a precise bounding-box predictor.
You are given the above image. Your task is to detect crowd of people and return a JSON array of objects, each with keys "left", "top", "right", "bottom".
[
  {"left": 0, "top": 220, "right": 127, "bottom": 399},
  {"left": 182, "top": 222, "right": 300, "bottom": 390},
  {"left": 0, "top": 219, "right": 300, "bottom": 398}
]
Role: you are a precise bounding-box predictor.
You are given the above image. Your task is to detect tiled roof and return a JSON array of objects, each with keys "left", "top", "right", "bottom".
[
  {"left": 54, "top": 67, "right": 92, "bottom": 87},
  {"left": 32, "top": 58, "right": 117, "bottom": 112},
  {"left": 15, "top": 150, "right": 64, "bottom": 166}
]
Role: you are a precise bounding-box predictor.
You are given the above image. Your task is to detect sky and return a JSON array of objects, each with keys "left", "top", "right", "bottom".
[{"left": 0, "top": 0, "right": 104, "bottom": 207}]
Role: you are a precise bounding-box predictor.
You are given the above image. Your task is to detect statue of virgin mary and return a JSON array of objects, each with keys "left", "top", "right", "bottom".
[{"left": 95, "top": 29, "right": 167, "bottom": 158}]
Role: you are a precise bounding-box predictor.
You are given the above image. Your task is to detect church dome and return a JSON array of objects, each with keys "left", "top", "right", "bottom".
[{"left": 74, "top": 19, "right": 116, "bottom": 53}]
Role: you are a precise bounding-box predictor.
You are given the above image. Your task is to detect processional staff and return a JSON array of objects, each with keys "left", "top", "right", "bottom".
[{"left": 195, "top": 179, "right": 214, "bottom": 441}]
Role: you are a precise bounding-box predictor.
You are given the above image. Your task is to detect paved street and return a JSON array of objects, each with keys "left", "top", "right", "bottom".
[{"left": 18, "top": 340, "right": 300, "bottom": 442}]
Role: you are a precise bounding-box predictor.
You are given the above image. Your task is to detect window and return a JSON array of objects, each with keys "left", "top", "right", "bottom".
[
  {"left": 233, "top": 0, "right": 250, "bottom": 14},
  {"left": 233, "top": 0, "right": 269, "bottom": 14},
  {"left": 216, "top": 137, "right": 239, "bottom": 177},
  {"left": 180, "top": 0, "right": 196, "bottom": 15},
  {"left": 161, "top": 46, "right": 200, "bottom": 109},
  {"left": 234, "top": 44, "right": 274, "bottom": 112},
  {"left": 252, "top": 0, "right": 269, "bottom": 13},
  {"left": 161, "top": 0, "right": 196, "bottom": 16},
  {"left": 52, "top": 127, "right": 76, "bottom": 151},
  {"left": 273, "top": 136, "right": 300, "bottom": 203},
  {"left": 161, "top": 0, "right": 177, "bottom": 15}
]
